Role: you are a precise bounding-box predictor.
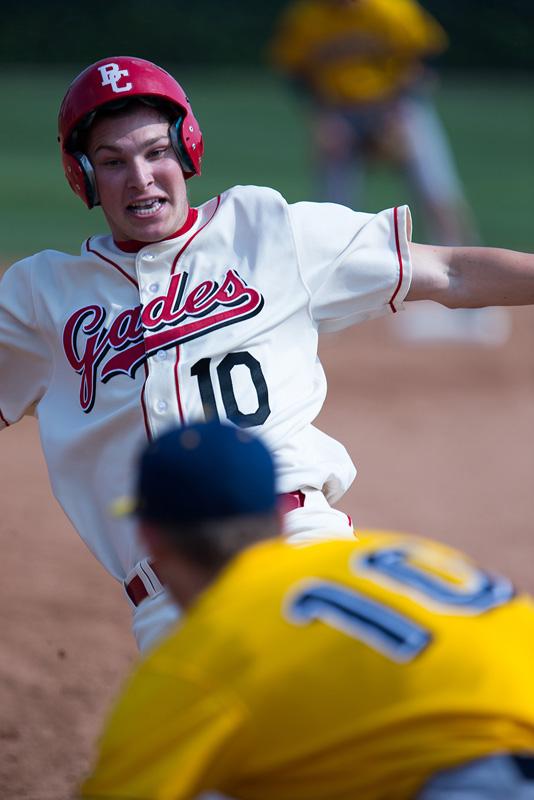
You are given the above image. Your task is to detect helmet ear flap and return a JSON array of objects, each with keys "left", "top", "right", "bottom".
[
  {"left": 62, "top": 151, "right": 99, "bottom": 209},
  {"left": 169, "top": 117, "right": 196, "bottom": 176},
  {"left": 74, "top": 153, "right": 99, "bottom": 209}
]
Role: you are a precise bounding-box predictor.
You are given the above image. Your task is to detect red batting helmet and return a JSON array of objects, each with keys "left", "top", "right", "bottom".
[{"left": 58, "top": 56, "right": 204, "bottom": 208}]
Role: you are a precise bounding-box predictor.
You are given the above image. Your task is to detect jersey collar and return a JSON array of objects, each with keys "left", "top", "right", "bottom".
[{"left": 114, "top": 206, "right": 199, "bottom": 253}]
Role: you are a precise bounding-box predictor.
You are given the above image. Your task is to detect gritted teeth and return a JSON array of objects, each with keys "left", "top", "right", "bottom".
[
  {"left": 127, "top": 198, "right": 166, "bottom": 216},
  {"left": 128, "top": 198, "right": 164, "bottom": 210}
]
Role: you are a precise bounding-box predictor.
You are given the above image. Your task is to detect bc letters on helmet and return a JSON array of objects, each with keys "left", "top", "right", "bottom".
[{"left": 58, "top": 56, "right": 203, "bottom": 208}]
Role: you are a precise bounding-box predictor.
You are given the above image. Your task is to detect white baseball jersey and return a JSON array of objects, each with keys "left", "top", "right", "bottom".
[{"left": 0, "top": 186, "right": 412, "bottom": 583}]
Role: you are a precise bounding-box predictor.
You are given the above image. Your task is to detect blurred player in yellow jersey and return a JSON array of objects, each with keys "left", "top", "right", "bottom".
[
  {"left": 81, "top": 420, "right": 534, "bottom": 800},
  {"left": 270, "top": 0, "right": 509, "bottom": 346},
  {"left": 269, "top": 0, "right": 473, "bottom": 245}
]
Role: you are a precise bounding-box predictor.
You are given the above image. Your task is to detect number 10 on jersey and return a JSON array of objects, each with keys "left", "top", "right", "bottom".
[{"left": 191, "top": 351, "right": 271, "bottom": 428}]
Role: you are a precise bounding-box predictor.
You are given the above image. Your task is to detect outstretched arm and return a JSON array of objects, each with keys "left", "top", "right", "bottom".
[
  {"left": 0, "top": 259, "right": 51, "bottom": 429},
  {"left": 407, "top": 242, "right": 534, "bottom": 308}
]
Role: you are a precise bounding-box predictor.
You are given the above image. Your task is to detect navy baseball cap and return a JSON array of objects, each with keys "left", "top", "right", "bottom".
[{"left": 116, "top": 420, "right": 277, "bottom": 523}]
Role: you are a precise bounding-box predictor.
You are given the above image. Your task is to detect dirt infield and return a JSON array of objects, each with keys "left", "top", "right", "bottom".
[{"left": 1, "top": 307, "right": 533, "bottom": 799}]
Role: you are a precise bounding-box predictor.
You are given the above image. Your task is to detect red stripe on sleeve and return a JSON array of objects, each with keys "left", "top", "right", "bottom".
[{"left": 389, "top": 206, "right": 404, "bottom": 313}]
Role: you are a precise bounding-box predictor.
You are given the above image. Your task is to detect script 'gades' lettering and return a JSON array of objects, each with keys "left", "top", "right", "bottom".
[{"left": 63, "top": 269, "right": 264, "bottom": 413}]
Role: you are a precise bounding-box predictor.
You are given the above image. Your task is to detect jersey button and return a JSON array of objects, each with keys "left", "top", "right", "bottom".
[
  {"left": 143, "top": 253, "right": 156, "bottom": 261},
  {"left": 148, "top": 282, "right": 159, "bottom": 293},
  {"left": 156, "top": 400, "right": 168, "bottom": 412},
  {"left": 156, "top": 350, "right": 167, "bottom": 361}
]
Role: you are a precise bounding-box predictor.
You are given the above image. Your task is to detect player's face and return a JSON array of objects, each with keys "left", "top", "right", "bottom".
[{"left": 87, "top": 106, "right": 189, "bottom": 243}]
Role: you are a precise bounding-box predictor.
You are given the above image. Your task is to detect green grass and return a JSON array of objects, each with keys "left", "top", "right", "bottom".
[{"left": 0, "top": 67, "right": 532, "bottom": 260}]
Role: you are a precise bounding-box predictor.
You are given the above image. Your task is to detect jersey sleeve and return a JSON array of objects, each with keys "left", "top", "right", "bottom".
[
  {"left": 0, "top": 258, "right": 52, "bottom": 428},
  {"left": 80, "top": 662, "right": 247, "bottom": 800},
  {"left": 289, "top": 201, "right": 412, "bottom": 332}
]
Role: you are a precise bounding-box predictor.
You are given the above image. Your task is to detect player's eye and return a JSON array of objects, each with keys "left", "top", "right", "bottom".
[
  {"left": 100, "top": 158, "right": 123, "bottom": 168},
  {"left": 148, "top": 146, "right": 169, "bottom": 159}
]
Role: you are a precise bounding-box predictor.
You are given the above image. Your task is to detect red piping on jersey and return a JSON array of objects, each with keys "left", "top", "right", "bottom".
[
  {"left": 85, "top": 239, "right": 152, "bottom": 438},
  {"left": 0, "top": 408, "right": 9, "bottom": 427},
  {"left": 171, "top": 196, "right": 221, "bottom": 275},
  {"left": 169, "top": 195, "right": 222, "bottom": 422},
  {"left": 174, "top": 344, "right": 186, "bottom": 423},
  {"left": 140, "top": 362, "right": 152, "bottom": 441},
  {"left": 389, "top": 206, "right": 404, "bottom": 313},
  {"left": 85, "top": 240, "right": 139, "bottom": 288},
  {"left": 114, "top": 207, "right": 199, "bottom": 252}
]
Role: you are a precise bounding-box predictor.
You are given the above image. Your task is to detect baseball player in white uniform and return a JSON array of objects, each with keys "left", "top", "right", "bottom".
[{"left": 1, "top": 56, "right": 533, "bottom": 652}]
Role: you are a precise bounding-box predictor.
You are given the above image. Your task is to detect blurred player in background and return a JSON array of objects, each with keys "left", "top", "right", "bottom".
[
  {"left": 82, "top": 420, "right": 534, "bottom": 800},
  {"left": 270, "top": 0, "right": 509, "bottom": 343},
  {"left": 269, "top": 0, "right": 473, "bottom": 241}
]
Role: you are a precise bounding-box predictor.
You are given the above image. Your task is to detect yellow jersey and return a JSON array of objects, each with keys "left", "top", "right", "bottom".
[
  {"left": 269, "top": 0, "right": 448, "bottom": 104},
  {"left": 82, "top": 531, "right": 534, "bottom": 799}
]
